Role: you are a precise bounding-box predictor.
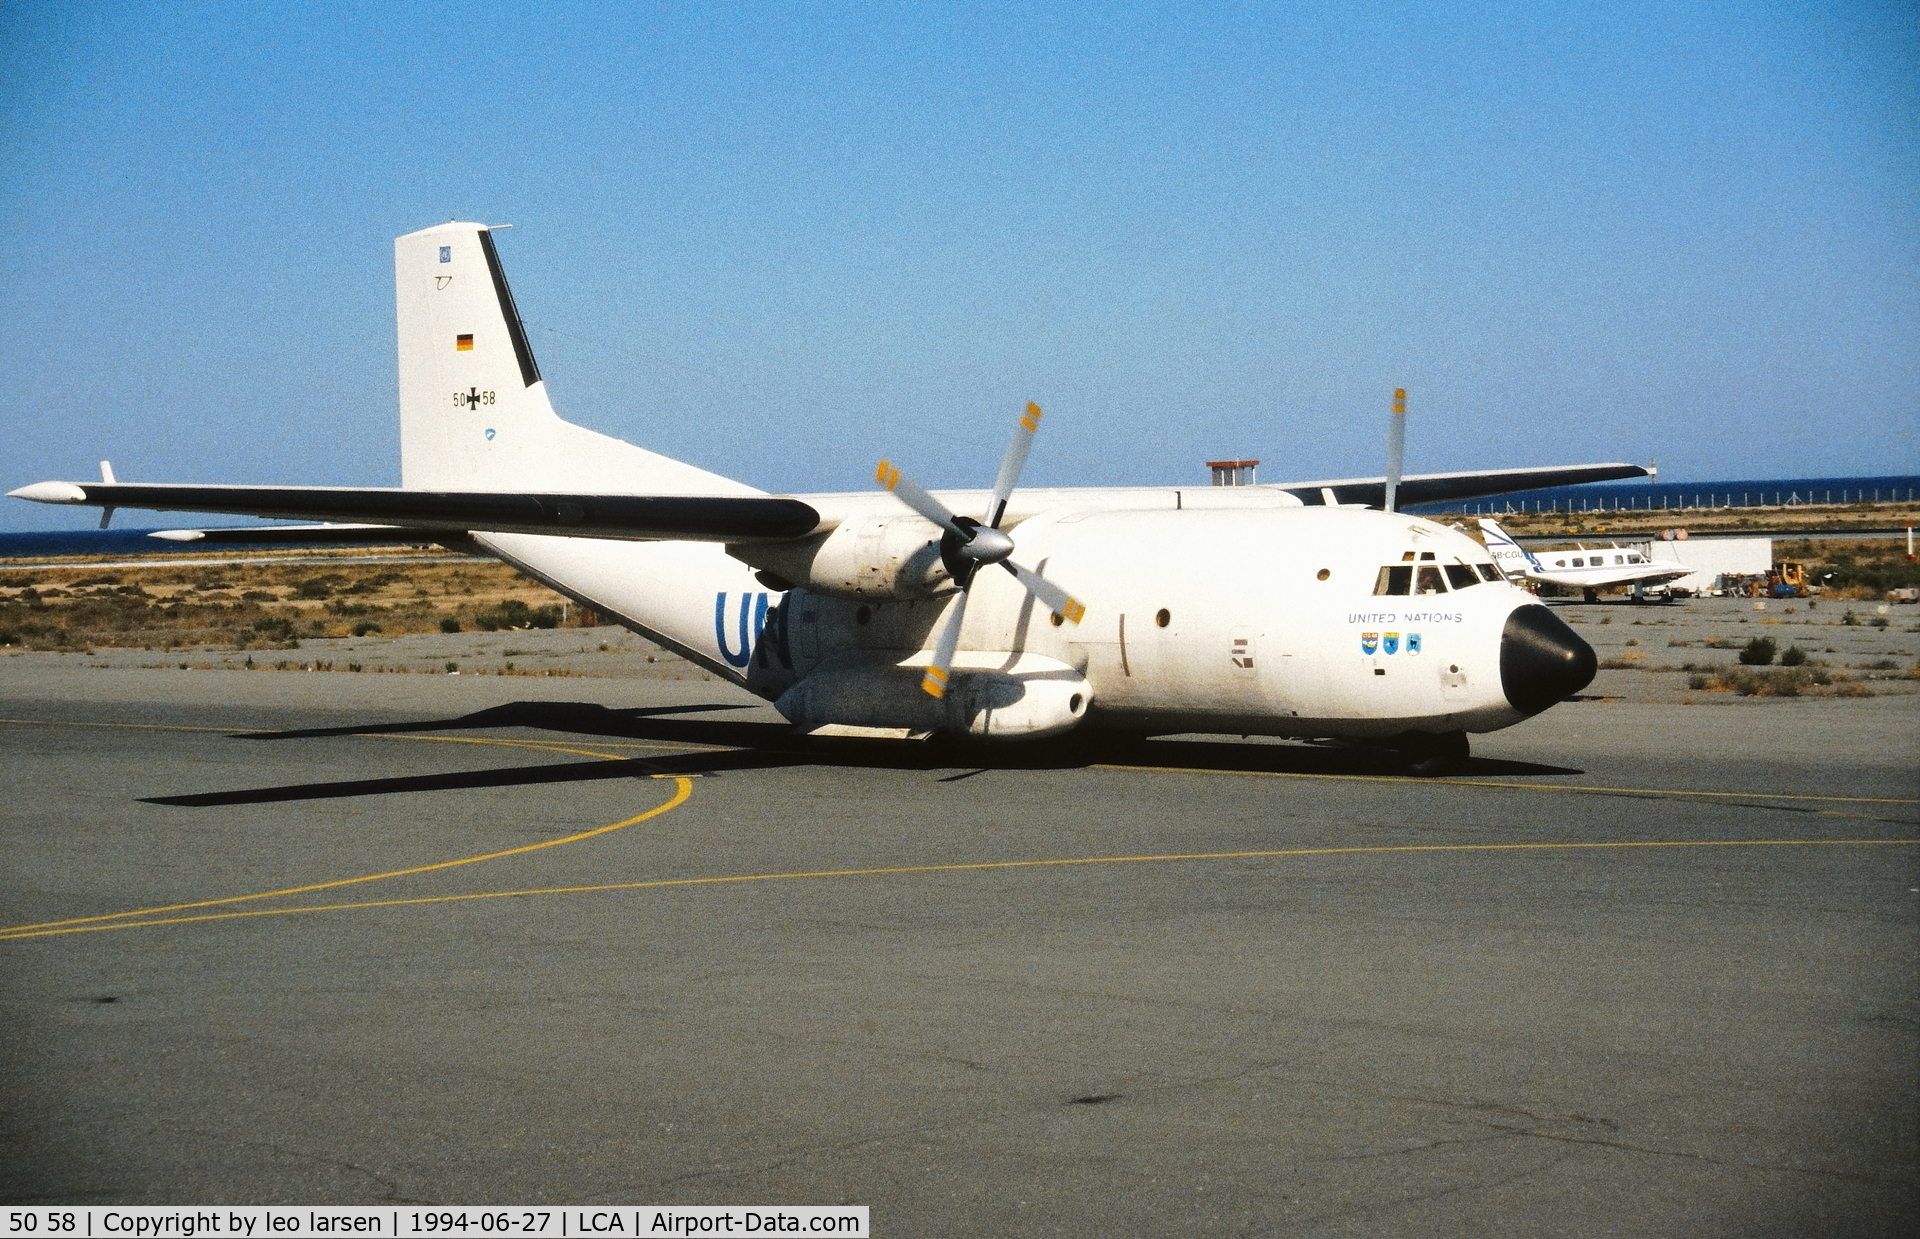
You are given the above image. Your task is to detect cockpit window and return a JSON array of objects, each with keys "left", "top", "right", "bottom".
[
  {"left": 1373, "top": 565, "right": 1413, "bottom": 595},
  {"left": 1415, "top": 565, "right": 1446, "bottom": 594},
  {"left": 1444, "top": 563, "right": 1479, "bottom": 589},
  {"left": 1477, "top": 564, "right": 1503, "bottom": 582}
]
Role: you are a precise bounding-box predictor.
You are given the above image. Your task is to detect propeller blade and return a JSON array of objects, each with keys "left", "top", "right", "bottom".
[
  {"left": 920, "top": 590, "right": 970, "bottom": 698},
  {"left": 875, "top": 458, "right": 966, "bottom": 538},
  {"left": 1383, "top": 388, "right": 1406, "bottom": 513},
  {"left": 986, "top": 402, "right": 1043, "bottom": 528},
  {"left": 1003, "top": 559, "right": 1086, "bottom": 624}
]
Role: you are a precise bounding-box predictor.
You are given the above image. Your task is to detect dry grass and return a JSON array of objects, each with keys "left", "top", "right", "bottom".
[
  {"left": 1679, "top": 663, "right": 1914, "bottom": 697},
  {"left": 0, "top": 552, "right": 597, "bottom": 651}
]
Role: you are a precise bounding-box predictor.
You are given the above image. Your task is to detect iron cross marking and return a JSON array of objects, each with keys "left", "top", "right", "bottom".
[{"left": 465, "top": 387, "right": 481, "bottom": 409}]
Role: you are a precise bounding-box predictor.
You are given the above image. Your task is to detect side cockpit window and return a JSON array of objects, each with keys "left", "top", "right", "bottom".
[
  {"left": 1376, "top": 564, "right": 1452, "bottom": 595},
  {"left": 1477, "top": 564, "right": 1503, "bottom": 582},
  {"left": 1377, "top": 559, "right": 1468, "bottom": 595},
  {"left": 1373, "top": 565, "right": 1413, "bottom": 595}
]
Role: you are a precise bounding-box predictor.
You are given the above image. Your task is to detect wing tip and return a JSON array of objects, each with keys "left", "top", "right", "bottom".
[{"left": 8, "top": 481, "right": 89, "bottom": 504}]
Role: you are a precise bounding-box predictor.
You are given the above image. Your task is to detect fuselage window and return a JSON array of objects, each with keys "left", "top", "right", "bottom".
[
  {"left": 1415, "top": 566, "right": 1446, "bottom": 594},
  {"left": 1373, "top": 565, "right": 1413, "bottom": 595},
  {"left": 1444, "top": 563, "right": 1479, "bottom": 589},
  {"left": 1571, "top": 557, "right": 1585, "bottom": 567},
  {"left": 1477, "top": 564, "right": 1503, "bottom": 581},
  {"left": 1628, "top": 554, "right": 1642, "bottom": 564}
]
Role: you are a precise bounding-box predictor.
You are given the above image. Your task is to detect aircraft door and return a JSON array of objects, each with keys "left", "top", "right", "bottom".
[
  {"left": 793, "top": 589, "right": 823, "bottom": 660},
  {"left": 1098, "top": 606, "right": 1174, "bottom": 709},
  {"left": 1262, "top": 641, "right": 1324, "bottom": 721}
]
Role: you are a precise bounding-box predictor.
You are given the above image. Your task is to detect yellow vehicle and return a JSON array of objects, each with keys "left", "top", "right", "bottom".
[{"left": 1759, "top": 560, "right": 1810, "bottom": 598}]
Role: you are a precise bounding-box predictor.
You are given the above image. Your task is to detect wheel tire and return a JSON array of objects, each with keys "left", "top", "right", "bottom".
[{"left": 1393, "top": 730, "right": 1469, "bottom": 777}]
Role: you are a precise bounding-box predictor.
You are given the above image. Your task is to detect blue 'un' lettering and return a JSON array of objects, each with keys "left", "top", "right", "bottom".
[
  {"left": 715, "top": 592, "right": 753, "bottom": 667},
  {"left": 715, "top": 592, "right": 792, "bottom": 670}
]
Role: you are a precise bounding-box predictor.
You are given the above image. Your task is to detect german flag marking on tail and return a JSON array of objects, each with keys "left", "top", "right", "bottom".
[{"left": 456, "top": 334, "right": 474, "bottom": 351}]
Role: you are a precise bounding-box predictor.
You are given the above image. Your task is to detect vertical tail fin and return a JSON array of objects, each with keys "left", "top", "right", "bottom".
[
  {"left": 1477, "top": 517, "right": 1542, "bottom": 577},
  {"left": 395, "top": 222, "right": 757, "bottom": 496}
]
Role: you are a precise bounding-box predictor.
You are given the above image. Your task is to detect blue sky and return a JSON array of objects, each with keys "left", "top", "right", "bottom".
[{"left": 2, "top": 1, "right": 1914, "bottom": 529}]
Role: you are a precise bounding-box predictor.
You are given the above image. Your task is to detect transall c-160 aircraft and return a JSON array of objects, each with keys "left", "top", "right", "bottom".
[{"left": 11, "top": 221, "right": 1628, "bottom": 773}]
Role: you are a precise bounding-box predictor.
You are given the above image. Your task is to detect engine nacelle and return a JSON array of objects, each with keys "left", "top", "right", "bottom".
[
  {"left": 775, "top": 652, "right": 1091, "bottom": 740},
  {"left": 734, "top": 514, "right": 957, "bottom": 601}
]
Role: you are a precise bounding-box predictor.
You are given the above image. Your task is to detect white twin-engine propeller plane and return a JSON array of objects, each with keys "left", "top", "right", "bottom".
[
  {"left": 11, "top": 221, "right": 1632, "bottom": 773},
  {"left": 1478, "top": 517, "right": 1693, "bottom": 603}
]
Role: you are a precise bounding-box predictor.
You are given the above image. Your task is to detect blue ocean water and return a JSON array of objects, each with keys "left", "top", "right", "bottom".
[{"left": 1407, "top": 475, "right": 1920, "bottom": 517}]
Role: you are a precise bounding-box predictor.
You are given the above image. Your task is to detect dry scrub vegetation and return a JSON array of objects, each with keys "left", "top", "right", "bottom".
[{"left": 0, "top": 553, "right": 596, "bottom": 651}]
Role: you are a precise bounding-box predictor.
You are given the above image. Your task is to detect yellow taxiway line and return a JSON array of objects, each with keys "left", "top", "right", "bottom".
[
  {"left": 1089, "top": 763, "right": 1919, "bottom": 805},
  {"left": 3, "top": 715, "right": 1910, "bottom": 805},
  {"left": 1, "top": 737, "right": 694, "bottom": 936},
  {"left": 3, "top": 838, "right": 1912, "bottom": 941},
  {"left": 2, "top": 715, "right": 1914, "bottom": 943}
]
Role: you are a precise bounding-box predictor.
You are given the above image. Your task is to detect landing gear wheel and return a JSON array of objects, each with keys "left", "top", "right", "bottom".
[{"left": 1392, "top": 730, "right": 1469, "bottom": 777}]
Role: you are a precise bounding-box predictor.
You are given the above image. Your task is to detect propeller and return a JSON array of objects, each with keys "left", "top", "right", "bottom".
[
  {"left": 1383, "top": 387, "right": 1406, "bottom": 513},
  {"left": 875, "top": 401, "right": 1086, "bottom": 699}
]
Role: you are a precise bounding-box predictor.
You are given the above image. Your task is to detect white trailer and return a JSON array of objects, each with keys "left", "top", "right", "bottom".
[{"left": 1648, "top": 537, "right": 1772, "bottom": 595}]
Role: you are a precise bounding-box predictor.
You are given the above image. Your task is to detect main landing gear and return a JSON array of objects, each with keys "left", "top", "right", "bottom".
[{"left": 1390, "top": 729, "right": 1470, "bottom": 777}]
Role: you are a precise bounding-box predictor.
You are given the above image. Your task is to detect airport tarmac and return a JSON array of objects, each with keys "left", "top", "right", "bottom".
[{"left": 1, "top": 653, "right": 1915, "bottom": 1235}]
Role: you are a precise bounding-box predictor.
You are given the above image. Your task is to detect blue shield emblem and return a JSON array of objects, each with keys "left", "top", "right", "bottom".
[
  {"left": 1383, "top": 632, "right": 1400, "bottom": 655},
  {"left": 1361, "top": 632, "right": 1378, "bottom": 655},
  {"left": 1406, "top": 633, "right": 1421, "bottom": 656}
]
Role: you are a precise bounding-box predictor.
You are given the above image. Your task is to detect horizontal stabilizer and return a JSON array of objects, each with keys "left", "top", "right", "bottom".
[{"left": 9, "top": 482, "right": 821, "bottom": 544}]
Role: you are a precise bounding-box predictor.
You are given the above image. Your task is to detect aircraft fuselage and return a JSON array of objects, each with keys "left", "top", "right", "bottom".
[{"left": 482, "top": 504, "right": 1574, "bottom": 742}]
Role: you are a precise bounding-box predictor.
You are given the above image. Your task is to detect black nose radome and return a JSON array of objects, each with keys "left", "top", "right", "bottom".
[{"left": 1501, "top": 604, "right": 1596, "bottom": 715}]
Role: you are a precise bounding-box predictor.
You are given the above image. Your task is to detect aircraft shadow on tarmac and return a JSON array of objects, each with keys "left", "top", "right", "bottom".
[{"left": 139, "top": 702, "right": 1580, "bottom": 807}]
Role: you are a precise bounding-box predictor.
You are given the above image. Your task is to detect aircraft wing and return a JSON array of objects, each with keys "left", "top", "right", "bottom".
[
  {"left": 7, "top": 482, "right": 822, "bottom": 544},
  {"left": 1281, "top": 462, "right": 1649, "bottom": 508}
]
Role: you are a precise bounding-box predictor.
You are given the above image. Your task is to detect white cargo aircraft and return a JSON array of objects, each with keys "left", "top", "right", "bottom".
[
  {"left": 12, "top": 222, "right": 1634, "bottom": 773},
  {"left": 1478, "top": 517, "right": 1692, "bottom": 603}
]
